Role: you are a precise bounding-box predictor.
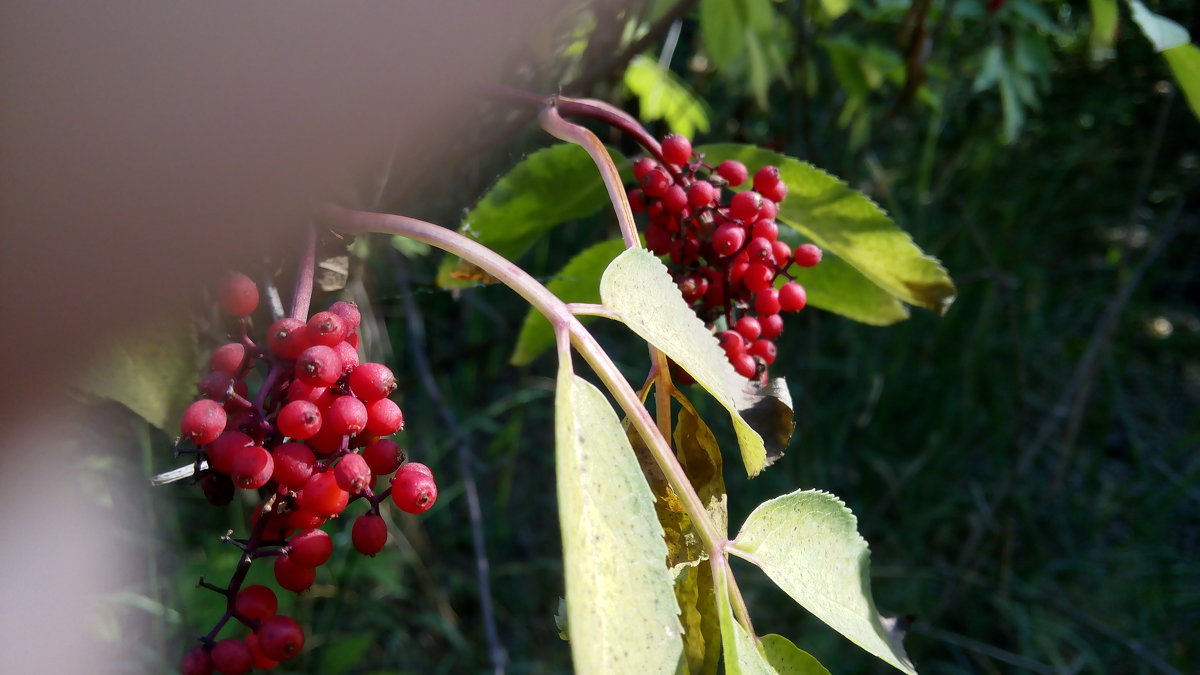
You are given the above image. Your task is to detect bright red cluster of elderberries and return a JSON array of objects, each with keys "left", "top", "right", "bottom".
[
  {"left": 177, "top": 272, "right": 437, "bottom": 675},
  {"left": 627, "top": 134, "right": 823, "bottom": 381}
]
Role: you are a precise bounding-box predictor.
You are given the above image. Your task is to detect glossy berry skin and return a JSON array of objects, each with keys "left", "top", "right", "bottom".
[
  {"left": 277, "top": 400, "right": 322, "bottom": 440},
  {"left": 779, "top": 282, "right": 807, "bottom": 312},
  {"left": 273, "top": 554, "right": 316, "bottom": 593},
  {"left": 754, "top": 288, "right": 781, "bottom": 316},
  {"left": 687, "top": 181, "right": 715, "bottom": 208},
  {"left": 207, "top": 430, "right": 253, "bottom": 475},
  {"left": 234, "top": 585, "right": 277, "bottom": 624},
  {"left": 729, "top": 191, "right": 763, "bottom": 221},
  {"left": 333, "top": 453, "right": 372, "bottom": 493},
  {"left": 794, "top": 243, "right": 822, "bottom": 267},
  {"left": 347, "top": 363, "right": 397, "bottom": 401},
  {"left": 297, "top": 472, "right": 349, "bottom": 517},
  {"left": 641, "top": 167, "right": 672, "bottom": 198},
  {"left": 363, "top": 438, "right": 405, "bottom": 475},
  {"left": 333, "top": 341, "right": 360, "bottom": 375},
  {"left": 257, "top": 615, "right": 305, "bottom": 662},
  {"left": 352, "top": 514, "right": 389, "bottom": 556},
  {"left": 759, "top": 179, "right": 787, "bottom": 204},
  {"left": 218, "top": 273, "right": 259, "bottom": 318},
  {"left": 753, "top": 165, "right": 781, "bottom": 192},
  {"left": 182, "top": 399, "right": 227, "bottom": 446},
  {"left": 324, "top": 395, "right": 368, "bottom": 436},
  {"left": 210, "top": 638, "right": 253, "bottom": 675},
  {"left": 716, "top": 160, "right": 748, "bottom": 186},
  {"left": 231, "top": 445, "right": 273, "bottom": 489},
  {"left": 731, "top": 352, "right": 757, "bottom": 378},
  {"left": 717, "top": 330, "right": 745, "bottom": 356},
  {"left": 661, "top": 134, "right": 693, "bottom": 165},
  {"left": 632, "top": 157, "right": 657, "bottom": 182},
  {"left": 741, "top": 263, "right": 775, "bottom": 293},
  {"left": 305, "top": 311, "right": 347, "bottom": 347},
  {"left": 391, "top": 463, "right": 438, "bottom": 513},
  {"left": 365, "top": 398, "right": 404, "bottom": 436},
  {"left": 749, "top": 339, "right": 778, "bottom": 365},
  {"left": 661, "top": 185, "right": 688, "bottom": 213},
  {"left": 288, "top": 528, "right": 333, "bottom": 567},
  {"left": 295, "top": 345, "right": 341, "bottom": 387},
  {"left": 735, "top": 316, "right": 762, "bottom": 341},
  {"left": 712, "top": 224, "right": 746, "bottom": 257},
  {"left": 759, "top": 313, "right": 784, "bottom": 339},
  {"left": 181, "top": 645, "right": 213, "bottom": 675},
  {"left": 270, "top": 442, "right": 315, "bottom": 489},
  {"left": 267, "top": 318, "right": 310, "bottom": 360}
]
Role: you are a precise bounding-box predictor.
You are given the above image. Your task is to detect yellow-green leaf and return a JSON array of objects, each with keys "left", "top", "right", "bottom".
[
  {"left": 714, "top": 563, "right": 774, "bottom": 674},
  {"left": 600, "top": 248, "right": 777, "bottom": 477},
  {"left": 698, "top": 145, "right": 955, "bottom": 315},
  {"left": 761, "top": 634, "right": 832, "bottom": 675},
  {"left": 730, "top": 490, "right": 917, "bottom": 674},
  {"left": 78, "top": 316, "right": 198, "bottom": 431},
  {"left": 792, "top": 248, "right": 910, "bottom": 325},
  {"left": 511, "top": 238, "right": 628, "bottom": 365},
  {"left": 1088, "top": 0, "right": 1119, "bottom": 61},
  {"left": 625, "top": 54, "right": 712, "bottom": 139},
  {"left": 675, "top": 563, "right": 722, "bottom": 675},
  {"left": 555, "top": 363, "right": 683, "bottom": 673},
  {"left": 1163, "top": 43, "right": 1200, "bottom": 122}
]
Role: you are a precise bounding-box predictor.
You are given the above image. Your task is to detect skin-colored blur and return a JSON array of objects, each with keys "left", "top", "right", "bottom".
[{"left": 0, "top": 1, "right": 567, "bottom": 671}]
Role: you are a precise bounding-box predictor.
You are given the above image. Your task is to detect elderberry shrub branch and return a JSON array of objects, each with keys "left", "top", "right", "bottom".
[{"left": 172, "top": 232, "right": 439, "bottom": 675}]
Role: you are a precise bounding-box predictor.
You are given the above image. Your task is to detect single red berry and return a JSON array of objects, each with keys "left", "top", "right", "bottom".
[
  {"left": 287, "top": 508, "right": 326, "bottom": 531},
  {"left": 352, "top": 514, "right": 389, "bottom": 556},
  {"left": 231, "top": 445, "right": 273, "bottom": 489},
  {"left": 333, "top": 453, "right": 372, "bottom": 494},
  {"left": 297, "top": 472, "right": 349, "bottom": 517},
  {"left": 295, "top": 345, "right": 342, "bottom": 387},
  {"left": 345, "top": 331, "right": 359, "bottom": 349},
  {"left": 748, "top": 339, "right": 778, "bottom": 365},
  {"left": 661, "top": 134, "right": 693, "bottom": 165},
  {"left": 363, "top": 438, "right": 406, "bottom": 475},
  {"left": 270, "top": 442, "right": 315, "bottom": 489},
  {"left": 793, "top": 243, "right": 822, "bottom": 267},
  {"left": 210, "top": 638, "right": 253, "bottom": 675},
  {"left": 687, "top": 181, "right": 716, "bottom": 208},
  {"left": 753, "top": 165, "right": 781, "bottom": 192},
  {"left": 717, "top": 330, "right": 745, "bottom": 356},
  {"left": 641, "top": 167, "right": 672, "bottom": 198},
  {"left": 287, "top": 380, "right": 328, "bottom": 404},
  {"left": 759, "top": 313, "right": 784, "bottom": 339},
  {"left": 755, "top": 288, "right": 782, "bottom": 315},
  {"left": 772, "top": 240, "right": 792, "bottom": 267},
  {"left": 218, "top": 273, "right": 259, "bottom": 318},
  {"left": 645, "top": 222, "right": 672, "bottom": 256},
  {"left": 779, "top": 282, "right": 807, "bottom": 312},
  {"left": 182, "top": 399, "right": 227, "bottom": 446},
  {"left": 273, "top": 554, "right": 316, "bottom": 593},
  {"left": 207, "top": 430, "right": 252, "bottom": 475},
  {"left": 759, "top": 179, "right": 787, "bottom": 203},
  {"left": 757, "top": 198, "right": 779, "bottom": 220},
  {"left": 735, "top": 316, "right": 762, "bottom": 341},
  {"left": 348, "top": 362, "right": 397, "bottom": 402},
  {"left": 234, "top": 585, "right": 278, "bottom": 624},
  {"left": 628, "top": 188, "right": 647, "bottom": 212},
  {"left": 304, "top": 422, "right": 346, "bottom": 456},
  {"left": 267, "top": 318, "right": 310, "bottom": 360},
  {"left": 746, "top": 236, "right": 773, "bottom": 262},
  {"left": 210, "top": 342, "right": 247, "bottom": 375},
  {"left": 661, "top": 185, "right": 688, "bottom": 213},
  {"left": 741, "top": 263, "right": 775, "bottom": 293},
  {"left": 181, "top": 645, "right": 213, "bottom": 675},
  {"left": 324, "top": 395, "right": 368, "bottom": 436},
  {"left": 288, "top": 528, "right": 333, "bottom": 567},
  {"left": 199, "top": 470, "right": 234, "bottom": 506},
  {"left": 333, "top": 340, "right": 360, "bottom": 375},
  {"left": 328, "top": 300, "right": 362, "bottom": 331},
  {"left": 716, "top": 160, "right": 748, "bottom": 186},
  {"left": 632, "top": 157, "right": 658, "bottom": 182},
  {"left": 306, "top": 311, "right": 347, "bottom": 347},
  {"left": 257, "top": 615, "right": 305, "bottom": 662},
  {"left": 731, "top": 352, "right": 757, "bottom": 378},
  {"left": 365, "top": 398, "right": 404, "bottom": 436},
  {"left": 751, "top": 219, "right": 778, "bottom": 242},
  {"left": 245, "top": 633, "right": 279, "bottom": 670},
  {"left": 729, "top": 191, "right": 763, "bottom": 221},
  {"left": 391, "top": 463, "right": 438, "bottom": 513},
  {"left": 197, "top": 371, "right": 235, "bottom": 401},
  {"left": 712, "top": 224, "right": 747, "bottom": 257},
  {"left": 277, "top": 400, "right": 322, "bottom": 440}
]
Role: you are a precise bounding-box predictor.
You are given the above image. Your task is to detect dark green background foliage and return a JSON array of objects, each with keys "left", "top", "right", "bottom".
[{"left": 93, "top": 1, "right": 1199, "bottom": 673}]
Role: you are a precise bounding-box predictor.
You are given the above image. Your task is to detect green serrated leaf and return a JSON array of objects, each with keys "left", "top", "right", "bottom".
[
  {"left": 511, "top": 238, "right": 628, "bottom": 365},
  {"left": 698, "top": 144, "right": 955, "bottom": 315},
  {"left": 436, "top": 144, "right": 630, "bottom": 288},
  {"left": 714, "top": 562, "right": 774, "bottom": 674},
  {"left": 761, "top": 634, "right": 832, "bottom": 675},
  {"left": 77, "top": 316, "right": 198, "bottom": 431},
  {"left": 1127, "top": 0, "right": 1190, "bottom": 52},
  {"left": 556, "top": 363, "right": 683, "bottom": 673},
  {"left": 1088, "top": 0, "right": 1119, "bottom": 61},
  {"left": 1163, "top": 44, "right": 1200, "bottom": 122},
  {"left": 600, "top": 248, "right": 774, "bottom": 477},
  {"left": 625, "top": 54, "right": 712, "bottom": 139},
  {"left": 731, "top": 490, "right": 917, "bottom": 674},
  {"left": 793, "top": 249, "right": 909, "bottom": 325}
]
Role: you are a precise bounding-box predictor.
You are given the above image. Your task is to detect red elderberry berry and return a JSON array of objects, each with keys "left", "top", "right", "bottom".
[
  {"left": 245, "top": 633, "right": 279, "bottom": 670},
  {"left": 218, "top": 273, "right": 259, "bottom": 318},
  {"left": 391, "top": 463, "right": 438, "bottom": 513},
  {"left": 288, "top": 528, "right": 333, "bottom": 567},
  {"left": 364, "top": 397, "right": 404, "bottom": 436},
  {"left": 741, "top": 263, "right": 775, "bottom": 293},
  {"left": 687, "top": 181, "right": 716, "bottom": 208},
  {"left": 749, "top": 339, "right": 778, "bottom": 365},
  {"left": 712, "top": 224, "right": 747, "bottom": 257},
  {"left": 717, "top": 330, "right": 745, "bottom": 356},
  {"left": 295, "top": 345, "right": 342, "bottom": 387},
  {"left": 352, "top": 514, "right": 389, "bottom": 556},
  {"left": 231, "top": 445, "right": 273, "bottom": 490},
  {"left": 333, "top": 340, "right": 360, "bottom": 374},
  {"left": 297, "top": 471, "right": 349, "bottom": 517},
  {"left": 288, "top": 508, "right": 326, "bottom": 530},
  {"left": 755, "top": 288, "right": 782, "bottom": 316},
  {"left": 324, "top": 395, "right": 368, "bottom": 436},
  {"left": 759, "top": 179, "right": 787, "bottom": 204},
  {"left": 794, "top": 243, "right": 822, "bottom": 267},
  {"left": 328, "top": 300, "right": 361, "bottom": 331},
  {"left": 363, "top": 438, "right": 405, "bottom": 475},
  {"left": 234, "top": 584, "right": 278, "bottom": 624},
  {"left": 735, "top": 316, "right": 762, "bottom": 341},
  {"left": 210, "top": 638, "right": 253, "bottom": 675},
  {"left": 207, "top": 430, "right": 252, "bottom": 475},
  {"left": 772, "top": 240, "right": 792, "bottom": 267},
  {"left": 751, "top": 218, "right": 778, "bottom": 242},
  {"left": 333, "top": 453, "right": 372, "bottom": 494},
  {"left": 641, "top": 167, "right": 672, "bottom": 198},
  {"left": 182, "top": 399, "right": 227, "bottom": 446},
  {"left": 731, "top": 352, "right": 757, "bottom": 378},
  {"left": 779, "top": 282, "right": 807, "bottom": 312},
  {"left": 632, "top": 157, "right": 657, "bottom": 182},
  {"left": 277, "top": 400, "right": 322, "bottom": 440},
  {"left": 716, "top": 160, "right": 748, "bottom": 186},
  {"left": 348, "top": 362, "right": 397, "bottom": 401},
  {"left": 210, "top": 342, "right": 247, "bottom": 375},
  {"left": 661, "top": 184, "right": 688, "bottom": 213},
  {"left": 746, "top": 236, "right": 774, "bottom": 262},
  {"left": 306, "top": 311, "right": 347, "bottom": 347},
  {"left": 257, "top": 615, "right": 305, "bottom": 662},
  {"left": 753, "top": 165, "right": 781, "bottom": 192},
  {"left": 759, "top": 313, "right": 784, "bottom": 339},
  {"left": 181, "top": 645, "right": 213, "bottom": 675},
  {"left": 729, "top": 191, "right": 763, "bottom": 221},
  {"left": 757, "top": 198, "right": 779, "bottom": 220},
  {"left": 270, "top": 442, "right": 315, "bottom": 489},
  {"left": 267, "top": 318, "right": 310, "bottom": 360},
  {"left": 661, "top": 133, "right": 692, "bottom": 165},
  {"left": 273, "top": 554, "right": 316, "bottom": 593}
]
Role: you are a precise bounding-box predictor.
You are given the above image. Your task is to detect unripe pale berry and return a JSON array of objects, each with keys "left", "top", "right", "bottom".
[{"left": 218, "top": 273, "right": 259, "bottom": 318}]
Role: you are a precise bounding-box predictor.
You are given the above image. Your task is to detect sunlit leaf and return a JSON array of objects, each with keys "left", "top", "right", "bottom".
[
  {"left": 511, "top": 238, "right": 627, "bottom": 366},
  {"left": 675, "top": 564, "right": 721, "bottom": 675},
  {"left": 555, "top": 363, "right": 683, "bottom": 673},
  {"left": 1127, "top": 0, "right": 1190, "bottom": 52},
  {"left": 714, "top": 563, "right": 774, "bottom": 674},
  {"left": 600, "top": 248, "right": 777, "bottom": 476},
  {"left": 625, "top": 54, "right": 712, "bottom": 139},
  {"left": 1163, "top": 44, "right": 1200, "bottom": 121},
  {"left": 1088, "top": 0, "right": 1119, "bottom": 61},
  {"left": 78, "top": 316, "right": 198, "bottom": 431},
  {"left": 436, "top": 144, "right": 630, "bottom": 288},
  {"left": 817, "top": 0, "right": 849, "bottom": 21},
  {"left": 730, "top": 490, "right": 917, "bottom": 674},
  {"left": 761, "top": 634, "right": 832, "bottom": 675},
  {"left": 792, "top": 248, "right": 910, "bottom": 325},
  {"left": 698, "top": 145, "right": 956, "bottom": 315},
  {"left": 672, "top": 391, "right": 728, "bottom": 539}
]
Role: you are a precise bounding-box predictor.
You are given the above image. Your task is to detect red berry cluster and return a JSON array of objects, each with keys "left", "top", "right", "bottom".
[
  {"left": 177, "top": 272, "right": 437, "bottom": 675},
  {"left": 627, "top": 134, "right": 823, "bottom": 380}
]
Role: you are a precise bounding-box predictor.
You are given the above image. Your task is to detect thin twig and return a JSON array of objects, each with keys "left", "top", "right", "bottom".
[{"left": 388, "top": 246, "right": 507, "bottom": 675}]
